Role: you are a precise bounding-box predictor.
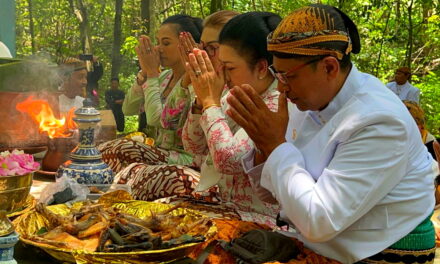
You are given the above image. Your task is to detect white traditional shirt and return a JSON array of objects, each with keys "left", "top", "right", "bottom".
[
  {"left": 58, "top": 94, "right": 84, "bottom": 113},
  {"left": 386, "top": 80, "right": 420, "bottom": 103},
  {"left": 243, "top": 66, "right": 436, "bottom": 263},
  {"left": 182, "top": 81, "right": 280, "bottom": 225}
]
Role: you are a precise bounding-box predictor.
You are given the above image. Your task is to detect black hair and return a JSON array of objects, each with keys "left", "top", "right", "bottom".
[
  {"left": 219, "top": 12, "right": 281, "bottom": 69},
  {"left": 111, "top": 77, "right": 119, "bottom": 82},
  {"left": 162, "top": 14, "right": 203, "bottom": 43}
]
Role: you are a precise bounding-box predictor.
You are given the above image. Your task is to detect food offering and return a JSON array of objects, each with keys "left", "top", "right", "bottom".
[
  {"left": 125, "top": 132, "right": 155, "bottom": 146},
  {"left": 13, "top": 191, "right": 216, "bottom": 263}
]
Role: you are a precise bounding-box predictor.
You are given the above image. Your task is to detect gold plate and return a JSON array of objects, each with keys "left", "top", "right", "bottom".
[
  {"left": 7, "top": 195, "right": 36, "bottom": 218},
  {"left": 20, "top": 236, "right": 201, "bottom": 264},
  {"left": 13, "top": 192, "right": 217, "bottom": 263}
]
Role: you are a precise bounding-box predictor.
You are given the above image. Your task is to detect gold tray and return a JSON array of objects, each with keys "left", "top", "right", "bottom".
[
  {"left": 13, "top": 192, "right": 216, "bottom": 263},
  {"left": 7, "top": 195, "right": 36, "bottom": 218}
]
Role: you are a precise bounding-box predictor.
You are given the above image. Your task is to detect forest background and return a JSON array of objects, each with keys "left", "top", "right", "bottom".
[{"left": 14, "top": 0, "right": 440, "bottom": 136}]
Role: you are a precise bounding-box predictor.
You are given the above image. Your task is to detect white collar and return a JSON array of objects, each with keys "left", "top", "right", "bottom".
[{"left": 308, "top": 65, "right": 361, "bottom": 125}]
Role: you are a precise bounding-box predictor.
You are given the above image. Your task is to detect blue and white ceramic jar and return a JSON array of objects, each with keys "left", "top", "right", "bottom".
[
  {"left": 57, "top": 99, "right": 113, "bottom": 184},
  {"left": 0, "top": 232, "right": 19, "bottom": 264}
]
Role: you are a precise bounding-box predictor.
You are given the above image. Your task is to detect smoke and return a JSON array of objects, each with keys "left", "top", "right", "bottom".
[
  {"left": 0, "top": 53, "right": 110, "bottom": 150},
  {"left": 0, "top": 53, "right": 62, "bottom": 149}
]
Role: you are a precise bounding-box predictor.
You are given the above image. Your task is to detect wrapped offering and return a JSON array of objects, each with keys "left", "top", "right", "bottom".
[
  {"left": 13, "top": 191, "right": 216, "bottom": 263},
  {"left": 125, "top": 132, "right": 155, "bottom": 146}
]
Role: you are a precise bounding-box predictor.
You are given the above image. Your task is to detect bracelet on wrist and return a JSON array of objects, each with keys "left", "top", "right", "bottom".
[{"left": 202, "top": 103, "right": 221, "bottom": 113}]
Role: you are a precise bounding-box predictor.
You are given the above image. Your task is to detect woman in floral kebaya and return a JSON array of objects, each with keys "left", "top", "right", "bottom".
[
  {"left": 182, "top": 12, "right": 282, "bottom": 226},
  {"left": 98, "top": 15, "right": 208, "bottom": 201}
]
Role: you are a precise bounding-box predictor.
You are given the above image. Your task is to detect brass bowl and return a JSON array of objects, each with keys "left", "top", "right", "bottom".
[
  {"left": 0, "top": 210, "right": 14, "bottom": 236},
  {"left": 14, "top": 197, "right": 217, "bottom": 263},
  {"left": 0, "top": 173, "right": 33, "bottom": 214}
]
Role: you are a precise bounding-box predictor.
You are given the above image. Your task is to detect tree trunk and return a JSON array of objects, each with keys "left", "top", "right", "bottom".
[
  {"left": 73, "top": 0, "right": 92, "bottom": 55},
  {"left": 78, "top": 0, "right": 92, "bottom": 54},
  {"left": 27, "top": 0, "right": 35, "bottom": 54},
  {"left": 422, "top": 0, "right": 432, "bottom": 23},
  {"left": 375, "top": 5, "right": 392, "bottom": 76},
  {"left": 182, "top": 0, "right": 190, "bottom": 14},
  {"left": 251, "top": 0, "right": 256, "bottom": 10},
  {"left": 210, "top": 0, "right": 223, "bottom": 14},
  {"left": 111, "top": 0, "right": 123, "bottom": 79},
  {"left": 140, "top": 0, "right": 151, "bottom": 34},
  {"left": 405, "top": 0, "right": 414, "bottom": 68},
  {"left": 198, "top": 0, "right": 205, "bottom": 18}
]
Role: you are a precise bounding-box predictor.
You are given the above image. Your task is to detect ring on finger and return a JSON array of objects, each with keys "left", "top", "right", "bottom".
[{"left": 195, "top": 70, "right": 202, "bottom": 76}]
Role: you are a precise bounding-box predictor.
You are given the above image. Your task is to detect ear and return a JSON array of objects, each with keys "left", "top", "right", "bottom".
[
  {"left": 322, "top": 56, "right": 340, "bottom": 80},
  {"left": 256, "top": 59, "right": 269, "bottom": 78}
]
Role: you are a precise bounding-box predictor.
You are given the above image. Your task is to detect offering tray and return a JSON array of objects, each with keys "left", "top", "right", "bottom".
[
  {"left": 7, "top": 195, "right": 36, "bottom": 218},
  {"left": 13, "top": 191, "right": 217, "bottom": 263}
]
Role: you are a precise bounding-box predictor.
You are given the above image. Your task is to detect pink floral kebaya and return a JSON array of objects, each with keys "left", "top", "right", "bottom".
[{"left": 0, "top": 150, "right": 40, "bottom": 176}]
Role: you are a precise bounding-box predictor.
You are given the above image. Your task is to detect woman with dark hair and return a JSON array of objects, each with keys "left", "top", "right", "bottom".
[
  {"left": 182, "top": 12, "right": 282, "bottom": 225},
  {"left": 98, "top": 15, "right": 209, "bottom": 201}
]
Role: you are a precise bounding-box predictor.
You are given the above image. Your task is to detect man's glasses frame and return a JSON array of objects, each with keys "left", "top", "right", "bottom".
[{"left": 268, "top": 57, "right": 323, "bottom": 84}]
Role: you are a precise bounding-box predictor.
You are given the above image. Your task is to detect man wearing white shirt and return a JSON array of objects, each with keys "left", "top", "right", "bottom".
[
  {"left": 226, "top": 4, "right": 436, "bottom": 264},
  {"left": 386, "top": 66, "right": 420, "bottom": 104},
  {"left": 58, "top": 57, "right": 87, "bottom": 113}
]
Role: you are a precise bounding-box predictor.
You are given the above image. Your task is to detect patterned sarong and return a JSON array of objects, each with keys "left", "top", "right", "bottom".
[{"left": 98, "top": 138, "right": 219, "bottom": 201}]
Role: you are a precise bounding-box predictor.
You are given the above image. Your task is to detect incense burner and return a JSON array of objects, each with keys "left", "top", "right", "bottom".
[{"left": 57, "top": 99, "right": 113, "bottom": 184}]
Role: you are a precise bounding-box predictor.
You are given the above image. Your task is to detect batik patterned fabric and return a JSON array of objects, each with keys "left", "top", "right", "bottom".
[
  {"left": 97, "top": 69, "right": 208, "bottom": 201},
  {"left": 267, "top": 4, "right": 360, "bottom": 59},
  {"left": 182, "top": 81, "right": 280, "bottom": 226},
  {"left": 98, "top": 138, "right": 168, "bottom": 173},
  {"left": 114, "top": 162, "right": 219, "bottom": 202},
  {"left": 98, "top": 138, "right": 217, "bottom": 201},
  {"left": 121, "top": 70, "right": 195, "bottom": 166}
]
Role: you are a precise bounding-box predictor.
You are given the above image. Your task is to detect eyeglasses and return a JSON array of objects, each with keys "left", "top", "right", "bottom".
[
  {"left": 268, "top": 57, "right": 323, "bottom": 84},
  {"left": 201, "top": 41, "right": 219, "bottom": 57}
]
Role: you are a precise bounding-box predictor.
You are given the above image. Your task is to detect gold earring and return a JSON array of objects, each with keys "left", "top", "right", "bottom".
[{"left": 258, "top": 76, "right": 264, "bottom": 80}]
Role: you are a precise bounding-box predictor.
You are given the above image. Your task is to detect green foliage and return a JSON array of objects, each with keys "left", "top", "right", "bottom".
[
  {"left": 13, "top": 0, "right": 440, "bottom": 135},
  {"left": 418, "top": 72, "right": 440, "bottom": 137},
  {"left": 121, "top": 115, "right": 139, "bottom": 135}
]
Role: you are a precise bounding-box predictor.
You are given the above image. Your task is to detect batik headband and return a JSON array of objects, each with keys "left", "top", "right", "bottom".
[{"left": 268, "top": 5, "right": 358, "bottom": 60}]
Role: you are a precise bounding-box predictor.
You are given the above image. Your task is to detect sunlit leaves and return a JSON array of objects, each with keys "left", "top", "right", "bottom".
[{"left": 14, "top": 0, "right": 440, "bottom": 135}]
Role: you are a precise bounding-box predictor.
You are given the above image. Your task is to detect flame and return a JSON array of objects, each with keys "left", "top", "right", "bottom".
[{"left": 16, "top": 96, "right": 77, "bottom": 138}]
